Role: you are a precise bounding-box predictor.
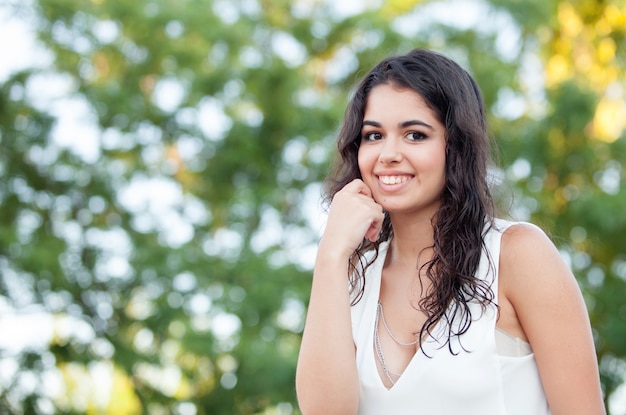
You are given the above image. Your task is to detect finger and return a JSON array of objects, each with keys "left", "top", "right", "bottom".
[
  {"left": 365, "top": 211, "right": 385, "bottom": 242},
  {"left": 347, "top": 179, "right": 372, "bottom": 198}
]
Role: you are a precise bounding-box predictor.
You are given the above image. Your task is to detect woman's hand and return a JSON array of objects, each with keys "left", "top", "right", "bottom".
[{"left": 322, "top": 179, "right": 385, "bottom": 258}]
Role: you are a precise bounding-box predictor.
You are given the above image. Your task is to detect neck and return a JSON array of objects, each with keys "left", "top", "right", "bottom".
[{"left": 387, "top": 211, "right": 436, "bottom": 267}]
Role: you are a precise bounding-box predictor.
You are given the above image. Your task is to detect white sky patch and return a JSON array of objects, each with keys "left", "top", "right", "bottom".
[
  {"left": 294, "top": 87, "right": 323, "bottom": 108},
  {"left": 394, "top": 0, "right": 488, "bottom": 33},
  {"left": 133, "top": 328, "right": 155, "bottom": 353},
  {"left": 16, "top": 209, "right": 42, "bottom": 244},
  {"left": 152, "top": 77, "right": 187, "bottom": 113},
  {"left": 172, "top": 271, "right": 198, "bottom": 292},
  {"left": 24, "top": 71, "right": 102, "bottom": 162},
  {"left": 182, "top": 194, "right": 211, "bottom": 224},
  {"left": 325, "top": 0, "right": 376, "bottom": 20},
  {"left": 277, "top": 297, "right": 305, "bottom": 332},
  {"left": 283, "top": 224, "right": 318, "bottom": 270},
  {"left": 118, "top": 175, "right": 182, "bottom": 213},
  {"left": 392, "top": 0, "right": 521, "bottom": 62},
  {"left": 50, "top": 96, "right": 101, "bottom": 163},
  {"left": 239, "top": 0, "right": 262, "bottom": 17},
  {"left": 186, "top": 293, "right": 212, "bottom": 316},
  {"left": 197, "top": 97, "right": 233, "bottom": 141},
  {"left": 203, "top": 227, "right": 243, "bottom": 261},
  {"left": 519, "top": 50, "right": 549, "bottom": 119},
  {"left": 0, "top": 304, "right": 99, "bottom": 404},
  {"left": 154, "top": 209, "right": 194, "bottom": 247},
  {"left": 610, "top": 380, "right": 626, "bottom": 415},
  {"left": 282, "top": 137, "right": 308, "bottom": 164},
  {"left": 135, "top": 363, "right": 183, "bottom": 397},
  {"left": 126, "top": 289, "right": 157, "bottom": 321},
  {"left": 301, "top": 182, "right": 326, "bottom": 239},
  {"left": 212, "top": 0, "right": 240, "bottom": 24},
  {"left": 54, "top": 313, "right": 96, "bottom": 345},
  {"left": 85, "top": 227, "right": 134, "bottom": 281},
  {"left": 51, "top": 17, "right": 93, "bottom": 55},
  {"left": 175, "top": 107, "right": 198, "bottom": 128},
  {"left": 251, "top": 183, "right": 325, "bottom": 270},
  {"left": 594, "top": 160, "right": 622, "bottom": 195},
  {"left": 506, "top": 158, "right": 532, "bottom": 182},
  {"left": 291, "top": 0, "right": 371, "bottom": 20},
  {"left": 211, "top": 312, "right": 242, "bottom": 340},
  {"left": 323, "top": 46, "right": 359, "bottom": 84},
  {"left": 85, "top": 227, "right": 132, "bottom": 256},
  {"left": 0, "top": 2, "right": 52, "bottom": 82},
  {"left": 0, "top": 309, "right": 54, "bottom": 354},
  {"left": 250, "top": 207, "right": 283, "bottom": 253},
  {"left": 164, "top": 20, "right": 184, "bottom": 38},
  {"left": 493, "top": 87, "right": 527, "bottom": 120},
  {"left": 117, "top": 175, "right": 197, "bottom": 247},
  {"left": 91, "top": 19, "right": 120, "bottom": 44},
  {"left": 239, "top": 45, "right": 264, "bottom": 68},
  {"left": 271, "top": 31, "right": 307, "bottom": 68},
  {"left": 24, "top": 71, "right": 75, "bottom": 110}
]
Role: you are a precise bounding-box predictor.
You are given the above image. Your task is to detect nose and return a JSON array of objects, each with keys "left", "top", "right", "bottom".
[{"left": 378, "top": 137, "right": 402, "bottom": 164}]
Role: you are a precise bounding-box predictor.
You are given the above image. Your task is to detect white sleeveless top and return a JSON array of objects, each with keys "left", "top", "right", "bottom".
[{"left": 351, "top": 219, "right": 551, "bottom": 415}]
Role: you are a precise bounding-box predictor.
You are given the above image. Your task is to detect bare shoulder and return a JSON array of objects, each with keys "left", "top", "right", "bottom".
[
  {"left": 499, "top": 221, "right": 579, "bottom": 314},
  {"left": 496, "top": 222, "right": 572, "bottom": 340},
  {"left": 498, "top": 220, "right": 585, "bottom": 343},
  {"left": 501, "top": 221, "right": 554, "bottom": 252},
  {"left": 499, "top": 222, "right": 566, "bottom": 282}
]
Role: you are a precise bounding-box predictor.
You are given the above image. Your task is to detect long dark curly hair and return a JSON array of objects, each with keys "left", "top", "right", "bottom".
[{"left": 324, "top": 48, "right": 497, "bottom": 352}]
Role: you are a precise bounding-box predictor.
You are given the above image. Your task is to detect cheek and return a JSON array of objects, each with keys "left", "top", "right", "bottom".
[
  {"left": 430, "top": 144, "right": 447, "bottom": 172},
  {"left": 417, "top": 147, "right": 445, "bottom": 168},
  {"left": 419, "top": 147, "right": 447, "bottom": 184}
]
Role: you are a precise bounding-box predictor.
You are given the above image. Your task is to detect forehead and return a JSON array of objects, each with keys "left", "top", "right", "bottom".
[{"left": 363, "top": 84, "right": 440, "bottom": 124}]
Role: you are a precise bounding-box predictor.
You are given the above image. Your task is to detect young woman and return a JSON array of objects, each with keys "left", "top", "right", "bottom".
[{"left": 295, "top": 48, "right": 605, "bottom": 414}]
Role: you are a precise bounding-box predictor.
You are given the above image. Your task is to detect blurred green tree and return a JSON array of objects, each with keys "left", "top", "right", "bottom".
[{"left": 0, "top": 0, "right": 624, "bottom": 414}]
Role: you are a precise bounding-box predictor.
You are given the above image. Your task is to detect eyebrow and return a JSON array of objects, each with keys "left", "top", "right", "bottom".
[{"left": 362, "top": 119, "right": 435, "bottom": 130}]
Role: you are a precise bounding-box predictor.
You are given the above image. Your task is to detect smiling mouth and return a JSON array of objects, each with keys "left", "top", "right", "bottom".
[{"left": 378, "top": 175, "right": 411, "bottom": 185}]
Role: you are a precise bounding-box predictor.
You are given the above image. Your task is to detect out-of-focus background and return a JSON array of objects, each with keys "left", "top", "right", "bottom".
[{"left": 0, "top": 0, "right": 624, "bottom": 413}]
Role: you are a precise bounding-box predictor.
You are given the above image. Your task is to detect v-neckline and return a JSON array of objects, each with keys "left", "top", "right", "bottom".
[
  {"left": 370, "top": 309, "right": 448, "bottom": 392},
  {"left": 369, "top": 243, "right": 448, "bottom": 392}
]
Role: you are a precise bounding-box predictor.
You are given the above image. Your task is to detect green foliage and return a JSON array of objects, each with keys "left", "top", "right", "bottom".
[{"left": 0, "top": 0, "right": 625, "bottom": 414}]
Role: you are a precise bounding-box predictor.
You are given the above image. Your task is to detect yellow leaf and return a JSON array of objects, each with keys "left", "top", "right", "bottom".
[
  {"left": 558, "top": 2, "right": 583, "bottom": 38},
  {"left": 105, "top": 367, "right": 142, "bottom": 415},
  {"left": 596, "top": 38, "right": 616, "bottom": 63},
  {"left": 591, "top": 97, "right": 626, "bottom": 143},
  {"left": 381, "top": 0, "right": 422, "bottom": 17},
  {"left": 546, "top": 54, "right": 571, "bottom": 87},
  {"left": 604, "top": 3, "right": 626, "bottom": 26}
]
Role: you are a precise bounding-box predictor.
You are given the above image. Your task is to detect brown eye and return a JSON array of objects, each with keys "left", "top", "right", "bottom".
[
  {"left": 362, "top": 132, "right": 383, "bottom": 142},
  {"left": 406, "top": 131, "right": 427, "bottom": 141}
]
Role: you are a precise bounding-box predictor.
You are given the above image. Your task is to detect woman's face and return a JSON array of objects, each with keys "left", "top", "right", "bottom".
[{"left": 357, "top": 84, "right": 447, "bottom": 218}]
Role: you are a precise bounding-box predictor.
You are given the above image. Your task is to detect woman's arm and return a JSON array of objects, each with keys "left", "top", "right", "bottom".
[
  {"left": 296, "top": 180, "right": 384, "bottom": 415},
  {"left": 500, "top": 223, "right": 605, "bottom": 415}
]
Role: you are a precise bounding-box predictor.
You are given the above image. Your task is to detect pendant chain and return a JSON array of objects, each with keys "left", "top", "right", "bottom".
[
  {"left": 378, "top": 302, "right": 419, "bottom": 346},
  {"left": 374, "top": 304, "right": 401, "bottom": 386},
  {"left": 374, "top": 302, "right": 420, "bottom": 387}
]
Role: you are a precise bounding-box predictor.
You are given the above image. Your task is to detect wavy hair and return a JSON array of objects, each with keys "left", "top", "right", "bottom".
[{"left": 324, "top": 48, "right": 497, "bottom": 353}]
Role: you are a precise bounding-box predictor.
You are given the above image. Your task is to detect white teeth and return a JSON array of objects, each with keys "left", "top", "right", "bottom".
[{"left": 379, "top": 175, "right": 409, "bottom": 185}]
